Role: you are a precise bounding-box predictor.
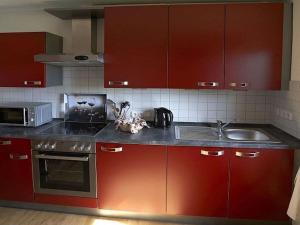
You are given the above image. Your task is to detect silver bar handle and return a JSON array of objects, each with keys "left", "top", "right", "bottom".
[
  {"left": 35, "top": 154, "right": 89, "bottom": 162},
  {"left": 9, "top": 154, "right": 28, "bottom": 160},
  {"left": 240, "top": 82, "right": 248, "bottom": 88},
  {"left": 23, "top": 108, "right": 28, "bottom": 126},
  {"left": 229, "top": 82, "right": 237, "bottom": 87},
  {"left": 235, "top": 151, "right": 260, "bottom": 158},
  {"left": 200, "top": 150, "right": 224, "bottom": 157},
  {"left": 100, "top": 146, "right": 123, "bottom": 153},
  {"left": 0, "top": 140, "right": 11, "bottom": 145},
  {"left": 198, "top": 82, "right": 219, "bottom": 87},
  {"left": 108, "top": 81, "right": 129, "bottom": 86},
  {"left": 24, "top": 81, "right": 42, "bottom": 86}
]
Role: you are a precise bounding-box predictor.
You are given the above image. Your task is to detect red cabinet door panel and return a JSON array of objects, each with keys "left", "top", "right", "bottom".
[
  {"left": 169, "top": 4, "right": 225, "bottom": 89},
  {"left": 104, "top": 6, "right": 168, "bottom": 88},
  {"left": 97, "top": 143, "right": 167, "bottom": 213},
  {"left": 0, "top": 138, "right": 33, "bottom": 202},
  {"left": 225, "top": 3, "right": 283, "bottom": 90},
  {"left": 34, "top": 194, "right": 98, "bottom": 208},
  {"left": 0, "top": 32, "right": 46, "bottom": 87},
  {"left": 229, "top": 149, "right": 293, "bottom": 220},
  {"left": 167, "top": 146, "right": 229, "bottom": 217}
]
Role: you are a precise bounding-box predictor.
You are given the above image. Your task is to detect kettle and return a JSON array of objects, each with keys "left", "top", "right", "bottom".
[{"left": 153, "top": 107, "right": 173, "bottom": 128}]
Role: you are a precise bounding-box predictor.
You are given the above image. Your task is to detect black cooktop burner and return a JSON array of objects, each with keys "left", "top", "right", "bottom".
[{"left": 41, "top": 122, "right": 107, "bottom": 137}]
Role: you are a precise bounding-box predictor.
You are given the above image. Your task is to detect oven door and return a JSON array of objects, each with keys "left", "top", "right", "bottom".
[
  {"left": 33, "top": 151, "right": 96, "bottom": 198},
  {"left": 0, "top": 107, "right": 28, "bottom": 126}
]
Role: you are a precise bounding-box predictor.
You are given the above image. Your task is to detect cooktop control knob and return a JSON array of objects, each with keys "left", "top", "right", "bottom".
[
  {"left": 71, "top": 144, "right": 77, "bottom": 151},
  {"left": 43, "top": 142, "right": 50, "bottom": 150},
  {"left": 85, "top": 144, "right": 92, "bottom": 152},
  {"left": 78, "top": 144, "right": 85, "bottom": 151},
  {"left": 35, "top": 142, "right": 43, "bottom": 149},
  {"left": 49, "top": 142, "right": 56, "bottom": 150}
]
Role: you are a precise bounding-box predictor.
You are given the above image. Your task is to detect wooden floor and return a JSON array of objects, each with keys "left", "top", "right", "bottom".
[{"left": 0, "top": 207, "right": 186, "bottom": 225}]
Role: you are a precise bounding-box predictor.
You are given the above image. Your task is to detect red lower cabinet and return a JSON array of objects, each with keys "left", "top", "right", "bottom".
[
  {"left": 34, "top": 194, "right": 97, "bottom": 208},
  {"left": 167, "top": 146, "right": 229, "bottom": 217},
  {"left": 229, "top": 149, "right": 294, "bottom": 220},
  {"left": 97, "top": 143, "right": 167, "bottom": 213},
  {"left": 0, "top": 138, "right": 33, "bottom": 202}
]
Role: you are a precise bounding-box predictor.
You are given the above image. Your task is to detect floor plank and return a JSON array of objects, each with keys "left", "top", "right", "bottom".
[{"left": 0, "top": 207, "right": 185, "bottom": 225}]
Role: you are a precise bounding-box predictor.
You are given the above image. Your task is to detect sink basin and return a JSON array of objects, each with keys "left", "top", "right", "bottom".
[
  {"left": 175, "top": 126, "right": 281, "bottom": 143},
  {"left": 175, "top": 126, "right": 218, "bottom": 141},
  {"left": 223, "top": 129, "right": 272, "bottom": 141}
]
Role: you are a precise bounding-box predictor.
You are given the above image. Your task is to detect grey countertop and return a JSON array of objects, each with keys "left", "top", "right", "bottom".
[
  {"left": 95, "top": 122, "right": 300, "bottom": 149},
  {"left": 0, "top": 119, "right": 300, "bottom": 149}
]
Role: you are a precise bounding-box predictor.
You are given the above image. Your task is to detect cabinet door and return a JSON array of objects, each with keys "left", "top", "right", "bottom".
[
  {"left": 0, "top": 32, "right": 46, "bottom": 87},
  {"left": 104, "top": 6, "right": 168, "bottom": 88},
  {"left": 169, "top": 4, "right": 225, "bottom": 89},
  {"left": 225, "top": 3, "right": 283, "bottom": 90},
  {"left": 229, "top": 149, "right": 293, "bottom": 220},
  {"left": 167, "top": 146, "right": 229, "bottom": 217},
  {"left": 97, "top": 143, "right": 167, "bottom": 213},
  {"left": 0, "top": 138, "right": 13, "bottom": 201},
  {"left": 0, "top": 138, "right": 33, "bottom": 202}
]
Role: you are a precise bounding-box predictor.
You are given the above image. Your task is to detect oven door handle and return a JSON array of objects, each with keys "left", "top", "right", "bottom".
[{"left": 35, "top": 154, "right": 89, "bottom": 162}]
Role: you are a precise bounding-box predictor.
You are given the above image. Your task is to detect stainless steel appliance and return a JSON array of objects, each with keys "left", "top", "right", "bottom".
[
  {"left": 35, "top": 19, "right": 104, "bottom": 67},
  {"left": 0, "top": 102, "right": 52, "bottom": 127},
  {"left": 32, "top": 139, "right": 97, "bottom": 198},
  {"left": 153, "top": 107, "right": 173, "bottom": 128},
  {"left": 32, "top": 94, "right": 107, "bottom": 198}
]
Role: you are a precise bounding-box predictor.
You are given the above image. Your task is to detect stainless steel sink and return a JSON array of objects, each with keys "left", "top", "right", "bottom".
[
  {"left": 175, "top": 126, "right": 281, "bottom": 143},
  {"left": 223, "top": 129, "right": 271, "bottom": 141},
  {"left": 175, "top": 126, "right": 218, "bottom": 141}
]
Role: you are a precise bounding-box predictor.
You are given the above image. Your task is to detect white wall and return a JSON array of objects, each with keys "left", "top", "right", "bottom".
[
  {"left": 0, "top": 9, "right": 72, "bottom": 52},
  {"left": 292, "top": 0, "right": 300, "bottom": 81}
]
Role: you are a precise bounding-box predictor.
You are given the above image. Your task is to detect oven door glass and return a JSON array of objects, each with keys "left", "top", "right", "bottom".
[
  {"left": 0, "top": 108, "right": 26, "bottom": 125},
  {"left": 38, "top": 152, "right": 90, "bottom": 192}
]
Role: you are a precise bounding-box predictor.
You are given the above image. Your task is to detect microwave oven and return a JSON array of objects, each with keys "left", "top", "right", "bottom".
[{"left": 0, "top": 102, "right": 52, "bottom": 127}]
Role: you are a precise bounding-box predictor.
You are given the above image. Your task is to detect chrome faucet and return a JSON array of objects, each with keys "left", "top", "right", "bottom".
[{"left": 216, "top": 120, "right": 233, "bottom": 137}]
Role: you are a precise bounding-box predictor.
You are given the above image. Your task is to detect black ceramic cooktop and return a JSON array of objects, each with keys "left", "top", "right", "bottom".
[{"left": 41, "top": 122, "right": 106, "bottom": 137}]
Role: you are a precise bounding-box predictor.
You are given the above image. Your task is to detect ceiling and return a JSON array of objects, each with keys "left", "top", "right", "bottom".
[{"left": 0, "top": 0, "right": 277, "bottom": 10}]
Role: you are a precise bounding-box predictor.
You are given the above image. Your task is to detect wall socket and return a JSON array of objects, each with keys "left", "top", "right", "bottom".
[{"left": 276, "top": 108, "right": 293, "bottom": 120}]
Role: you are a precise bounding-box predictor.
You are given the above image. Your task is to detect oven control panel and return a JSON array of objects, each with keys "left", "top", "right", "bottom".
[{"left": 31, "top": 139, "right": 96, "bottom": 153}]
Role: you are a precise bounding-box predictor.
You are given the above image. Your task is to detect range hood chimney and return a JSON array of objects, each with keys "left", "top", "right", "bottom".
[{"left": 35, "top": 18, "right": 103, "bottom": 67}]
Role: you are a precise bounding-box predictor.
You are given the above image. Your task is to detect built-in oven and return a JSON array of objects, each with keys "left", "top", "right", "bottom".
[{"left": 32, "top": 149, "right": 96, "bottom": 198}]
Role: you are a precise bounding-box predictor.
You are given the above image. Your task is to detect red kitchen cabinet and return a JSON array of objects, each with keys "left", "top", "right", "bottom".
[
  {"left": 97, "top": 143, "right": 167, "bottom": 213},
  {"left": 167, "top": 146, "right": 229, "bottom": 217},
  {"left": 169, "top": 4, "right": 225, "bottom": 89},
  {"left": 0, "top": 138, "right": 33, "bottom": 202},
  {"left": 225, "top": 3, "right": 284, "bottom": 90},
  {"left": 0, "top": 32, "right": 62, "bottom": 87},
  {"left": 104, "top": 6, "right": 168, "bottom": 88},
  {"left": 229, "top": 149, "right": 293, "bottom": 220}
]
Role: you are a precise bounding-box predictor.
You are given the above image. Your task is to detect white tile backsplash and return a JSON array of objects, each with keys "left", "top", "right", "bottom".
[{"left": 0, "top": 67, "right": 272, "bottom": 123}]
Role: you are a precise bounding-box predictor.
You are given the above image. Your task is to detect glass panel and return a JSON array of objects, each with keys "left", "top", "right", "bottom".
[
  {"left": 0, "top": 108, "right": 24, "bottom": 124},
  {"left": 39, "top": 154, "right": 90, "bottom": 192}
]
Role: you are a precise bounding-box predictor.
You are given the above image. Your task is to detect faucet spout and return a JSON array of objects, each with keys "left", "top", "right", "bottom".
[{"left": 216, "top": 119, "right": 235, "bottom": 137}]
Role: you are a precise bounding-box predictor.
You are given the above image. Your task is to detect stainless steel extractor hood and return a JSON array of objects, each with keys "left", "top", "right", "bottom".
[{"left": 35, "top": 19, "right": 103, "bottom": 67}]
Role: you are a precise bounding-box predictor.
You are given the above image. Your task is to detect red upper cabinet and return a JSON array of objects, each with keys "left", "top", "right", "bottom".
[
  {"left": 229, "top": 149, "right": 293, "bottom": 220},
  {"left": 167, "top": 146, "right": 229, "bottom": 217},
  {"left": 169, "top": 4, "right": 225, "bottom": 89},
  {"left": 0, "top": 32, "right": 62, "bottom": 88},
  {"left": 0, "top": 138, "right": 33, "bottom": 202},
  {"left": 104, "top": 6, "right": 168, "bottom": 88},
  {"left": 97, "top": 143, "right": 167, "bottom": 213},
  {"left": 225, "top": 3, "right": 284, "bottom": 90}
]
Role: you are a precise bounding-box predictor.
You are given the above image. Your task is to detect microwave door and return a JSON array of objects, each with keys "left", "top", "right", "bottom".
[{"left": 0, "top": 107, "right": 27, "bottom": 126}]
